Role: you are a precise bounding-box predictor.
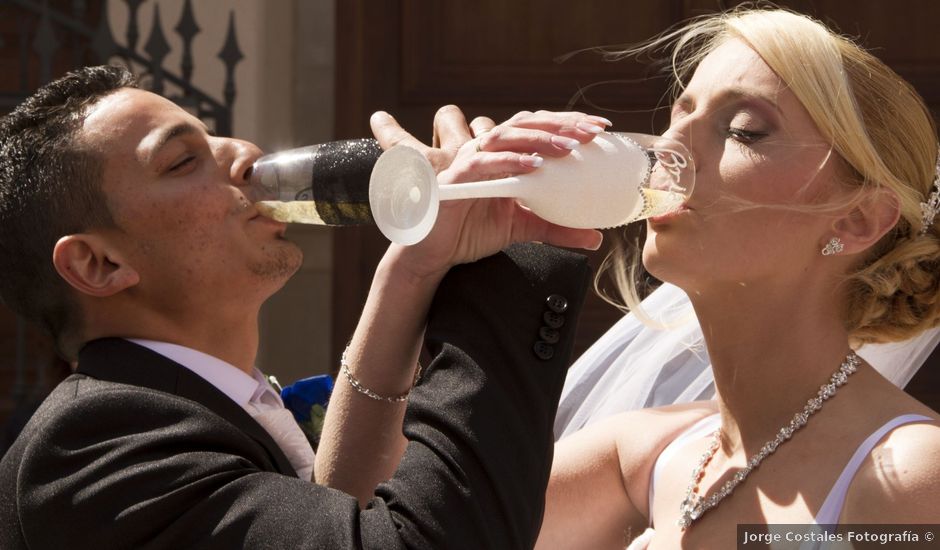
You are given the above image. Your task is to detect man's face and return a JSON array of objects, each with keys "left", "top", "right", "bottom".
[{"left": 80, "top": 88, "right": 302, "bottom": 315}]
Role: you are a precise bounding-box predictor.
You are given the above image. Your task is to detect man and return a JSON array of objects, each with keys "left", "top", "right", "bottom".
[{"left": 0, "top": 66, "right": 603, "bottom": 548}]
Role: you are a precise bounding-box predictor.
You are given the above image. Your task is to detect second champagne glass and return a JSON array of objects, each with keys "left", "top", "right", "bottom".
[{"left": 368, "top": 132, "right": 695, "bottom": 245}]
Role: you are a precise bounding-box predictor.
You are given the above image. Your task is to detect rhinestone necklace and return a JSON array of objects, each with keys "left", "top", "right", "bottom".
[{"left": 677, "top": 351, "right": 861, "bottom": 529}]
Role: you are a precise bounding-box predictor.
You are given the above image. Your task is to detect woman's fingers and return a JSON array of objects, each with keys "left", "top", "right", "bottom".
[
  {"left": 506, "top": 110, "right": 612, "bottom": 131},
  {"left": 503, "top": 110, "right": 612, "bottom": 141},
  {"left": 439, "top": 151, "right": 544, "bottom": 185},
  {"left": 472, "top": 112, "right": 612, "bottom": 158},
  {"left": 476, "top": 126, "right": 594, "bottom": 158},
  {"left": 370, "top": 108, "right": 608, "bottom": 169}
]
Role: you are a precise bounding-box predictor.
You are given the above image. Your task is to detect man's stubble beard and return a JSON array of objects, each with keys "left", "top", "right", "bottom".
[{"left": 249, "top": 240, "right": 303, "bottom": 282}]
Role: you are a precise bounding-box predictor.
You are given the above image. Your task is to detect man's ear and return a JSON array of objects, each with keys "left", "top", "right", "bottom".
[
  {"left": 52, "top": 234, "right": 140, "bottom": 297},
  {"left": 830, "top": 188, "right": 901, "bottom": 255}
]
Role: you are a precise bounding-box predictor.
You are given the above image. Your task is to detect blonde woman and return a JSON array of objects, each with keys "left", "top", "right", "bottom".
[
  {"left": 317, "top": 7, "right": 940, "bottom": 548},
  {"left": 534, "top": 8, "right": 940, "bottom": 548}
]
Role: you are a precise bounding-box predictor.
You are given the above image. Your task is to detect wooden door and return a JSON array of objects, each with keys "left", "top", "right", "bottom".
[{"left": 333, "top": 0, "right": 940, "bottom": 386}]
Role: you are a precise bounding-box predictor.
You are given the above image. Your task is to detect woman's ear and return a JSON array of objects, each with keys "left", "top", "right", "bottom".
[
  {"left": 830, "top": 188, "right": 901, "bottom": 255},
  {"left": 52, "top": 234, "right": 140, "bottom": 297}
]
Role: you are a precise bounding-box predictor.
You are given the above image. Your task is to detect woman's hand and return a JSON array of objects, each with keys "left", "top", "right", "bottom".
[{"left": 371, "top": 108, "right": 611, "bottom": 283}]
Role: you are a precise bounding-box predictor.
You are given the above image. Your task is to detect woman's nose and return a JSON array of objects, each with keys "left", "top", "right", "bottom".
[{"left": 662, "top": 124, "right": 699, "bottom": 175}]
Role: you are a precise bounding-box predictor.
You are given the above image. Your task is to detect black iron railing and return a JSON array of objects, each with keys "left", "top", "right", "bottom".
[
  {"left": 1, "top": 0, "right": 242, "bottom": 134},
  {"left": 0, "top": 0, "right": 245, "bottom": 451}
]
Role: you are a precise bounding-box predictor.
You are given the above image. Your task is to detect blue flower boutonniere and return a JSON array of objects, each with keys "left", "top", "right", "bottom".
[{"left": 278, "top": 374, "right": 334, "bottom": 451}]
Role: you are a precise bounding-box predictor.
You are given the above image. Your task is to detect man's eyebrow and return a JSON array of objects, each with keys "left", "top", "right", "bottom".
[{"left": 145, "top": 121, "right": 210, "bottom": 162}]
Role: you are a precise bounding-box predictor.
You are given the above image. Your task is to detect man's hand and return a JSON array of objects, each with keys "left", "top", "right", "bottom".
[
  {"left": 371, "top": 107, "right": 611, "bottom": 282},
  {"left": 371, "top": 105, "right": 485, "bottom": 174}
]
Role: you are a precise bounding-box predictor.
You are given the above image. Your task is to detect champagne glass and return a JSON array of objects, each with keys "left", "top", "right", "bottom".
[
  {"left": 249, "top": 138, "right": 382, "bottom": 225},
  {"left": 368, "top": 132, "right": 695, "bottom": 245}
]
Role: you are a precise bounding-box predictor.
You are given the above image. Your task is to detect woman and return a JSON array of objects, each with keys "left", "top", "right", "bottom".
[
  {"left": 319, "top": 7, "right": 940, "bottom": 548},
  {"left": 536, "top": 8, "right": 940, "bottom": 548}
]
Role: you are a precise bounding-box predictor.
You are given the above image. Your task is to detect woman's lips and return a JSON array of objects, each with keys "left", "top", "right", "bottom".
[{"left": 649, "top": 204, "right": 691, "bottom": 225}]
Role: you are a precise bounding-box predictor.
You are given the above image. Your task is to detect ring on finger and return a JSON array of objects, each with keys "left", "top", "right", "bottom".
[{"left": 473, "top": 127, "right": 493, "bottom": 152}]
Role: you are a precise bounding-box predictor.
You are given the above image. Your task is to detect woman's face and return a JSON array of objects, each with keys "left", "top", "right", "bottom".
[{"left": 643, "top": 38, "right": 843, "bottom": 294}]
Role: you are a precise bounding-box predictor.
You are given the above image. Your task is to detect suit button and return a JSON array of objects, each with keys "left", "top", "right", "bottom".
[
  {"left": 533, "top": 341, "right": 555, "bottom": 360},
  {"left": 546, "top": 294, "right": 568, "bottom": 313},
  {"left": 539, "top": 326, "right": 560, "bottom": 344},
  {"left": 543, "top": 311, "right": 565, "bottom": 329}
]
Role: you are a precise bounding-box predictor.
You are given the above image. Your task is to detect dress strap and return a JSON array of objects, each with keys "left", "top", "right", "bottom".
[
  {"left": 648, "top": 413, "right": 720, "bottom": 526},
  {"left": 814, "top": 414, "right": 934, "bottom": 525}
]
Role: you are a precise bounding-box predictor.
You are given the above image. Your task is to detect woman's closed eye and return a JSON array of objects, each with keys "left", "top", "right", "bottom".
[{"left": 727, "top": 127, "right": 766, "bottom": 144}]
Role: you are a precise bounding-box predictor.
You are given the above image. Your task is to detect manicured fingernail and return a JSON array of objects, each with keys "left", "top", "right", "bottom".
[
  {"left": 551, "top": 136, "right": 580, "bottom": 150},
  {"left": 520, "top": 153, "right": 543, "bottom": 168},
  {"left": 588, "top": 231, "right": 604, "bottom": 250},
  {"left": 576, "top": 121, "right": 604, "bottom": 134},
  {"left": 587, "top": 115, "right": 613, "bottom": 126}
]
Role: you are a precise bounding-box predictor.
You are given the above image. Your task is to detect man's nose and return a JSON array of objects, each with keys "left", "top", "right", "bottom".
[
  {"left": 212, "top": 138, "right": 269, "bottom": 202},
  {"left": 214, "top": 137, "right": 264, "bottom": 186}
]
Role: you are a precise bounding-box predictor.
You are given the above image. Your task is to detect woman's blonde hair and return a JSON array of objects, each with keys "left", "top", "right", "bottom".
[{"left": 600, "top": 7, "right": 940, "bottom": 345}]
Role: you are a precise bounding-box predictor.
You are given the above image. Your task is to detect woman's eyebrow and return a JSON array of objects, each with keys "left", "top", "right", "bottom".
[{"left": 674, "top": 87, "right": 784, "bottom": 120}]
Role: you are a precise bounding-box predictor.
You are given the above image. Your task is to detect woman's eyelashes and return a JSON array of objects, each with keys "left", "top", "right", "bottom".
[
  {"left": 667, "top": 104, "right": 770, "bottom": 146},
  {"left": 727, "top": 127, "right": 767, "bottom": 144},
  {"left": 726, "top": 112, "right": 769, "bottom": 144}
]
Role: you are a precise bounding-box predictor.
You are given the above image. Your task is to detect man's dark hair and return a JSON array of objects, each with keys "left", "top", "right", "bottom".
[{"left": 0, "top": 65, "right": 138, "bottom": 358}]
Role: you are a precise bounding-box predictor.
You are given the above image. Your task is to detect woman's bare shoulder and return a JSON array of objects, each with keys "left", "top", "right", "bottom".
[
  {"left": 609, "top": 401, "right": 719, "bottom": 517},
  {"left": 560, "top": 400, "right": 719, "bottom": 444},
  {"left": 841, "top": 411, "right": 940, "bottom": 523},
  {"left": 616, "top": 399, "right": 718, "bottom": 443}
]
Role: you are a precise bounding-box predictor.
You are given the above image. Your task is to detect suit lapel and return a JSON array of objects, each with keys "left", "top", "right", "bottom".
[{"left": 77, "top": 338, "right": 298, "bottom": 477}]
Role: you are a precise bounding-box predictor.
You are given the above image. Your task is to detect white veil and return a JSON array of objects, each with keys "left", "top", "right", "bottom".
[{"left": 554, "top": 283, "right": 940, "bottom": 441}]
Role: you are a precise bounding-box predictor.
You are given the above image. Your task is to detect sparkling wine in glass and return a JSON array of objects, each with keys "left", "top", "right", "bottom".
[
  {"left": 368, "top": 132, "right": 695, "bottom": 245},
  {"left": 249, "top": 138, "right": 382, "bottom": 225}
]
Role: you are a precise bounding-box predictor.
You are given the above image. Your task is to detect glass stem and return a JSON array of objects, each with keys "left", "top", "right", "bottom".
[{"left": 437, "top": 176, "right": 523, "bottom": 201}]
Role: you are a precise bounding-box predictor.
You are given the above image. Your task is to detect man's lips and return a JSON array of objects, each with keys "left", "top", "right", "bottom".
[{"left": 249, "top": 209, "right": 288, "bottom": 237}]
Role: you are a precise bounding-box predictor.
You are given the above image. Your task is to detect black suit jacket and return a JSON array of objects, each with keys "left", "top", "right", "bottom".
[{"left": 0, "top": 243, "right": 590, "bottom": 549}]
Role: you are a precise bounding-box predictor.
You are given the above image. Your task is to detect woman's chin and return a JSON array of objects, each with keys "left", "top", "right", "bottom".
[
  {"left": 642, "top": 241, "right": 696, "bottom": 289},
  {"left": 641, "top": 249, "right": 670, "bottom": 282},
  {"left": 641, "top": 233, "right": 670, "bottom": 274}
]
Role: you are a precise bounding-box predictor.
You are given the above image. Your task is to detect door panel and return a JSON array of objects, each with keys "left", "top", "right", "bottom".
[{"left": 333, "top": 1, "right": 940, "bottom": 380}]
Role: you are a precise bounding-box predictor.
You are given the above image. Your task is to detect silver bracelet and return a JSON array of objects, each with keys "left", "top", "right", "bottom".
[{"left": 340, "top": 346, "right": 422, "bottom": 403}]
